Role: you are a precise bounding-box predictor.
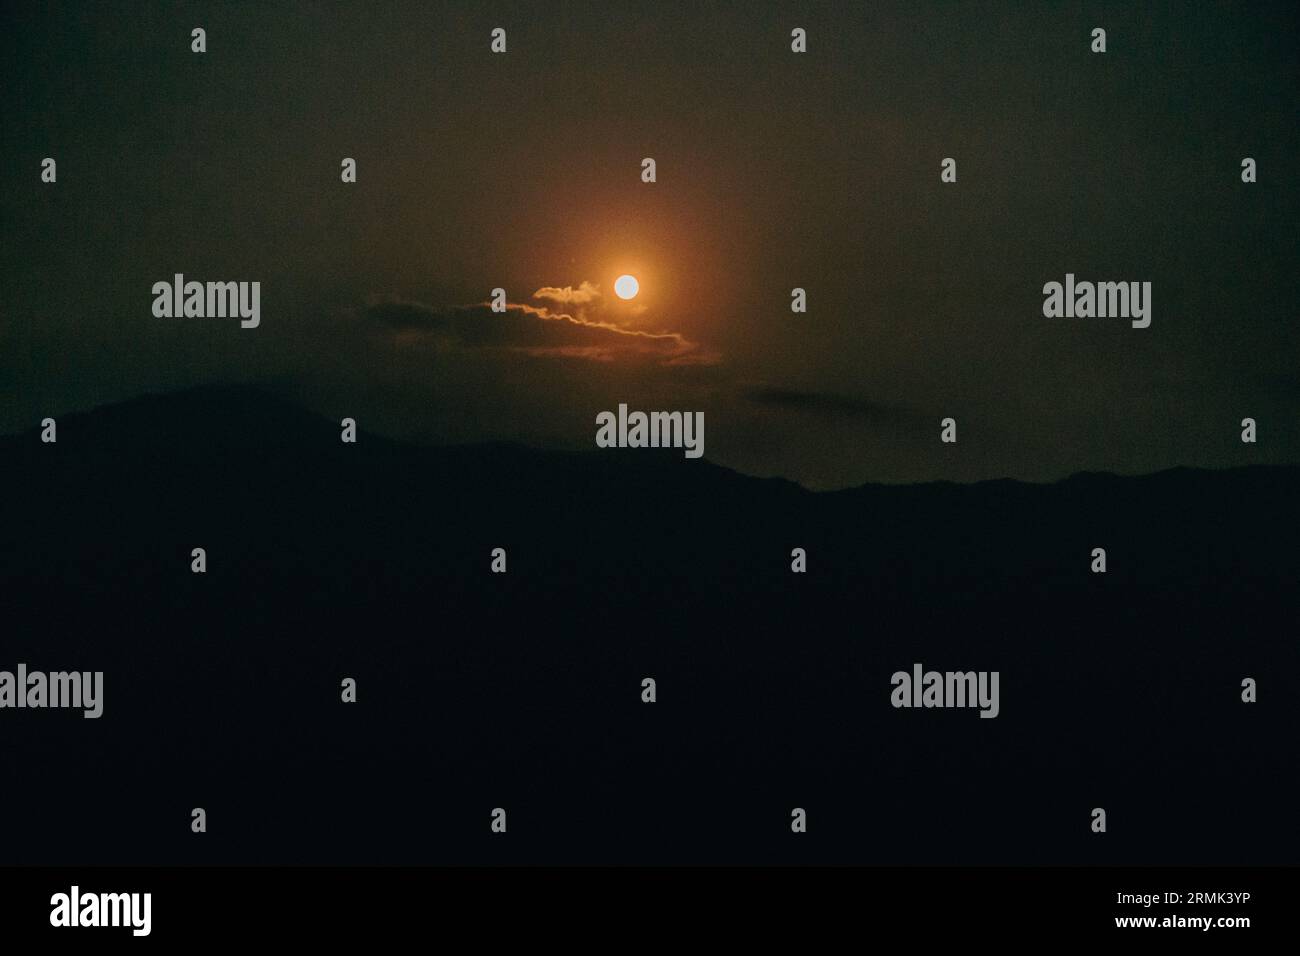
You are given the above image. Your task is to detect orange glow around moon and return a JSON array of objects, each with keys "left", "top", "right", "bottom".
[{"left": 614, "top": 274, "right": 639, "bottom": 299}]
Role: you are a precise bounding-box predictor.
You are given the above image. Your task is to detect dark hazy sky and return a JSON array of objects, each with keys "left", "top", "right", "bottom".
[{"left": 3, "top": 1, "right": 1296, "bottom": 488}]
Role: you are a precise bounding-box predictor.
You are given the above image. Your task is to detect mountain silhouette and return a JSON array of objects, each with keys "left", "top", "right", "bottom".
[{"left": 2, "top": 386, "right": 1296, "bottom": 864}]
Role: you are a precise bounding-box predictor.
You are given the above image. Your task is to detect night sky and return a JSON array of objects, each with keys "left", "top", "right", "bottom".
[{"left": 3, "top": 0, "right": 1296, "bottom": 489}]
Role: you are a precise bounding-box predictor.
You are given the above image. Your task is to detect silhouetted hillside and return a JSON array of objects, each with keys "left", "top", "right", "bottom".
[{"left": 1, "top": 387, "right": 1296, "bottom": 864}]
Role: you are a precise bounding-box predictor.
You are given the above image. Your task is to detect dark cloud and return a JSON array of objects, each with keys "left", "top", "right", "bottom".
[{"left": 746, "top": 387, "right": 916, "bottom": 423}]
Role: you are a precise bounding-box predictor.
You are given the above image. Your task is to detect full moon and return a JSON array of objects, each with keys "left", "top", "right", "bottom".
[{"left": 614, "top": 274, "right": 639, "bottom": 300}]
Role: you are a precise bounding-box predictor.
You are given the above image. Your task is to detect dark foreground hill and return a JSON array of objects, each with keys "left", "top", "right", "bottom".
[{"left": 1, "top": 386, "right": 1296, "bottom": 864}]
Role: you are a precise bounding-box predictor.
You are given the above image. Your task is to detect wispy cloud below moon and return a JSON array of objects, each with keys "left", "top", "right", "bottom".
[
  {"left": 361, "top": 283, "right": 717, "bottom": 366},
  {"left": 532, "top": 281, "right": 602, "bottom": 307}
]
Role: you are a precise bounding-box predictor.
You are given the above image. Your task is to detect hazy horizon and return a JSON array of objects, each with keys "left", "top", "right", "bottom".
[{"left": 6, "top": 380, "right": 1297, "bottom": 492}]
